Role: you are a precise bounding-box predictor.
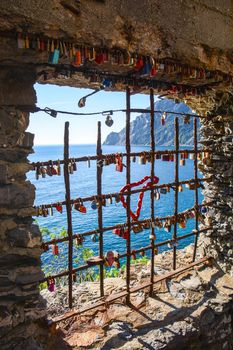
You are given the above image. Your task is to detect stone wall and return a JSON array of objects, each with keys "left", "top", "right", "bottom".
[
  {"left": 0, "top": 67, "right": 47, "bottom": 350},
  {"left": 198, "top": 92, "right": 233, "bottom": 273}
]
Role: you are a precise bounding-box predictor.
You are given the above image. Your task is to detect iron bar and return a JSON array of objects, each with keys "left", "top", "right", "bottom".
[
  {"left": 125, "top": 86, "right": 131, "bottom": 304},
  {"left": 31, "top": 149, "right": 212, "bottom": 168},
  {"left": 51, "top": 256, "right": 210, "bottom": 324},
  {"left": 41, "top": 202, "right": 213, "bottom": 247},
  {"left": 97, "top": 121, "right": 104, "bottom": 296},
  {"left": 193, "top": 118, "right": 199, "bottom": 262},
  {"left": 39, "top": 226, "right": 212, "bottom": 284},
  {"left": 173, "top": 118, "right": 179, "bottom": 270},
  {"left": 149, "top": 88, "right": 155, "bottom": 296},
  {"left": 35, "top": 177, "right": 211, "bottom": 210},
  {"left": 63, "top": 122, "right": 73, "bottom": 309}
]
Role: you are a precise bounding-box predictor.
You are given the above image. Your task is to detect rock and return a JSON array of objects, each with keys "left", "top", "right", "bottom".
[
  {"left": 6, "top": 225, "right": 41, "bottom": 248},
  {"left": 179, "top": 275, "right": 202, "bottom": 291}
]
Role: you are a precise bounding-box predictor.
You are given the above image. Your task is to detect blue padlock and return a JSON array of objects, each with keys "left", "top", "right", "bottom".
[
  {"left": 48, "top": 49, "right": 60, "bottom": 64},
  {"left": 91, "top": 233, "right": 99, "bottom": 242},
  {"left": 201, "top": 206, "right": 207, "bottom": 214},
  {"left": 91, "top": 200, "right": 98, "bottom": 210}
]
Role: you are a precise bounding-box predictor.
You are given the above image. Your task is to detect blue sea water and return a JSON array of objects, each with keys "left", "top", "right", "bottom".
[{"left": 28, "top": 144, "right": 203, "bottom": 275}]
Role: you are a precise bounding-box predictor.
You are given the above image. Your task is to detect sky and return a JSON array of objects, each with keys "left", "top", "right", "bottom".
[{"left": 28, "top": 84, "right": 152, "bottom": 145}]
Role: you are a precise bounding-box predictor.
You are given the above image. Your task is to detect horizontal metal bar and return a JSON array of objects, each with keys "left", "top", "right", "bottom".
[
  {"left": 41, "top": 201, "right": 213, "bottom": 247},
  {"left": 31, "top": 149, "right": 212, "bottom": 167},
  {"left": 50, "top": 256, "right": 210, "bottom": 324},
  {"left": 36, "top": 177, "right": 211, "bottom": 210},
  {"left": 40, "top": 226, "right": 212, "bottom": 283}
]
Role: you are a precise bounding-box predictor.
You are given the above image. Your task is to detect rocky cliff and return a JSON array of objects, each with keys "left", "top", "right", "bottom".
[{"left": 104, "top": 99, "right": 199, "bottom": 146}]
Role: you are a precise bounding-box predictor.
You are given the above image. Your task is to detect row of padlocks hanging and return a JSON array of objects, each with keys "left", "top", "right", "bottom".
[
  {"left": 16, "top": 32, "right": 230, "bottom": 82},
  {"left": 41, "top": 205, "right": 209, "bottom": 258},
  {"left": 33, "top": 151, "right": 211, "bottom": 179},
  {"left": 35, "top": 181, "right": 204, "bottom": 217}
]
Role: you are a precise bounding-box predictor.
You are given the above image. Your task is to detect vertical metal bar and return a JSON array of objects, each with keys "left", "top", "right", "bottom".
[
  {"left": 63, "top": 122, "right": 73, "bottom": 309},
  {"left": 192, "top": 118, "right": 199, "bottom": 262},
  {"left": 173, "top": 118, "right": 179, "bottom": 270},
  {"left": 149, "top": 88, "right": 155, "bottom": 296},
  {"left": 97, "top": 121, "right": 104, "bottom": 296},
  {"left": 125, "top": 86, "right": 131, "bottom": 304}
]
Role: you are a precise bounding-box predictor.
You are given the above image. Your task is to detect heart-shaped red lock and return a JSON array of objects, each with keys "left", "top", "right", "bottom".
[
  {"left": 55, "top": 203, "right": 62, "bottom": 213},
  {"left": 120, "top": 175, "right": 159, "bottom": 221}
]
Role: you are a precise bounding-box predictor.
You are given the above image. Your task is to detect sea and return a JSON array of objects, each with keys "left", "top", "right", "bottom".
[{"left": 28, "top": 144, "right": 203, "bottom": 275}]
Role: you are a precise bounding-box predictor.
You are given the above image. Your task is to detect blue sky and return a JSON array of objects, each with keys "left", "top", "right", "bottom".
[{"left": 28, "top": 84, "right": 152, "bottom": 145}]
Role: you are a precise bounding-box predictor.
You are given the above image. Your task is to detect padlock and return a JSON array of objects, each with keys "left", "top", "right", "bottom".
[
  {"left": 47, "top": 277, "right": 55, "bottom": 292},
  {"left": 201, "top": 206, "right": 207, "bottom": 214},
  {"left": 131, "top": 250, "right": 137, "bottom": 260},
  {"left": 52, "top": 245, "right": 59, "bottom": 255},
  {"left": 108, "top": 195, "right": 113, "bottom": 205},
  {"left": 184, "top": 115, "right": 190, "bottom": 124},
  {"left": 57, "top": 160, "right": 61, "bottom": 175},
  {"left": 140, "top": 249, "right": 145, "bottom": 257},
  {"left": 132, "top": 224, "right": 143, "bottom": 234},
  {"left": 143, "top": 221, "right": 151, "bottom": 229},
  {"left": 46, "top": 165, "right": 52, "bottom": 177},
  {"left": 48, "top": 49, "right": 60, "bottom": 64},
  {"left": 41, "top": 242, "right": 49, "bottom": 252},
  {"left": 162, "top": 154, "right": 170, "bottom": 161},
  {"left": 41, "top": 166, "right": 47, "bottom": 178},
  {"left": 72, "top": 273, "right": 77, "bottom": 282},
  {"left": 169, "top": 154, "right": 174, "bottom": 162},
  {"left": 149, "top": 232, "right": 156, "bottom": 240},
  {"left": 138, "top": 154, "right": 146, "bottom": 165},
  {"left": 74, "top": 201, "right": 87, "bottom": 213},
  {"left": 105, "top": 251, "right": 115, "bottom": 267},
  {"left": 131, "top": 155, "right": 136, "bottom": 162},
  {"left": 76, "top": 235, "right": 84, "bottom": 246},
  {"left": 91, "top": 233, "right": 99, "bottom": 242},
  {"left": 164, "top": 224, "right": 171, "bottom": 233},
  {"left": 179, "top": 221, "right": 186, "bottom": 228},
  {"left": 91, "top": 200, "right": 98, "bottom": 210},
  {"left": 189, "top": 153, "right": 195, "bottom": 160},
  {"left": 116, "top": 154, "right": 123, "bottom": 172},
  {"left": 49, "top": 205, "right": 53, "bottom": 216},
  {"left": 160, "top": 188, "right": 167, "bottom": 194},
  {"left": 180, "top": 159, "right": 185, "bottom": 166},
  {"left": 68, "top": 161, "right": 73, "bottom": 174},
  {"left": 161, "top": 112, "right": 166, "bottom": 125},
  {"left": 113, "top": 257, "right": 120, "bottom": 269},
  {"left": 55, "top": 203, "right": 63, "bottom": 213},
  {"left": 155, "top": 191, "right": 160, "bottom": 200},
  {"left": 72, "top": 159, "right": 77, "bottom": 171},
  {"left": 105, "top": 114, "right": 114, "bottom": 127},
  {"left": 115, "top": 194, "right": 121, "bottom": 203},
  {"left": 178, "top": 185, "right": 183, "bottom": 192}
]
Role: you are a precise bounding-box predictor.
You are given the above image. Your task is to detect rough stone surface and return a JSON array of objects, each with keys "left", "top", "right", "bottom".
[{"left": 42, "top": 249, "right": 233, "bottom": 350}]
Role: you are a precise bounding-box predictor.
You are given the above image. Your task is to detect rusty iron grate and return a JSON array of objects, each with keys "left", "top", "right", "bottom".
[{"left": 30, "top": 88, "right": 213, "bottom": 322}]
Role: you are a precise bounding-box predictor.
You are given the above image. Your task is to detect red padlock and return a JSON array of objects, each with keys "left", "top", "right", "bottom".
[
  {"left": 115, "top": 154, "right": 123, "bottom": 172},
  {"left": 52, "top": 245, "right": 59, "bottom": 255},
  {"left": 74, "top": 202, "right": 87, "bottom": 213}
]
